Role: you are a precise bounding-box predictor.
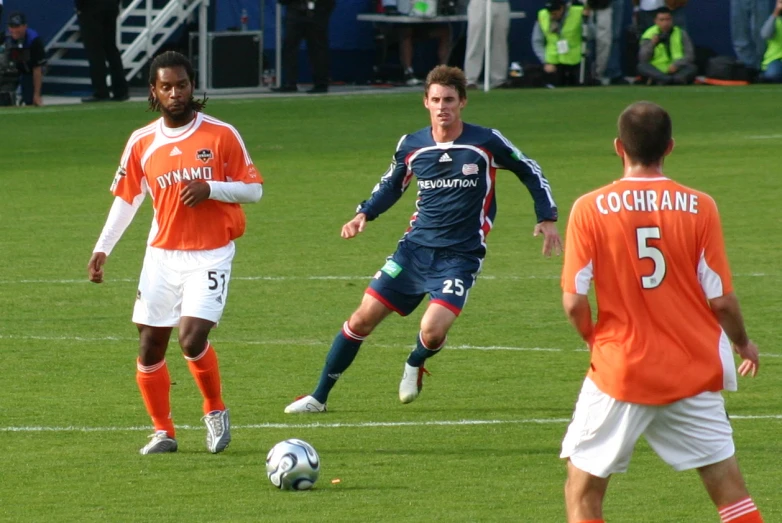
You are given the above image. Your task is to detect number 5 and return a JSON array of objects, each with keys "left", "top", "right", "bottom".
[{"left": 636, "top": 227, "right": 666, "bottom": 289}]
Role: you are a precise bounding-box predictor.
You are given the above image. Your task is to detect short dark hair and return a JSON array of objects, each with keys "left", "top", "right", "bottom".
[
  {"left": 424, "top": 65, "right": 467, "bottom": 100},
  {"left": 617, "top": 102, "right": 672, "bottom": 166},
  {"left": 544, "top": 0, "right": 565, "bottom": 11},
  {"left": 147, "top": 50, "right": 207, "bottom": 113},
  {"left": 655, "top": 6, "right": 672, "bottom": 16}
]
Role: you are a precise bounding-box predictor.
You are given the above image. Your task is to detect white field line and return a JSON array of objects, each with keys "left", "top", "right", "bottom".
[
  {"left": 2, "top": 414, "right": 781, "bottom": 433},
  {"left": 1, "top": 334, "right": 779, "bottom": 359},
  {"left": 746, "top": 134, "right": 782, "bottom": 139},
  {"left": 0, "top": 273, "right": 773, "bottom": 285}
]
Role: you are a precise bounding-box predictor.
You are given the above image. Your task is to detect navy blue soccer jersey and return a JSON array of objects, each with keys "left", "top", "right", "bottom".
[{"left": 357, "top": 123, "right": 558, "bottom": 256}]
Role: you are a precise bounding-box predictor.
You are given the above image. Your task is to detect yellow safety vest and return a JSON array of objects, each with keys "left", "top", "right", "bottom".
[
  {"left": 538, "top": 6, "right": 583, "bottom": 66},
  {"left": 642, "top": 25, "right": 684, "bottom": 73},
  {"left": 762, "top": 18, "right": 782, "bottom": 71}
]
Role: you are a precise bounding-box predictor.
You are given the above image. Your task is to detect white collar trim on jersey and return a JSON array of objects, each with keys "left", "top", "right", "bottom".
[
  {"left": 159, "top": 112, "right": 201, "bottom": 138},
  {"left": 621, "top": 176, "right": 670, "bottom": 182}
]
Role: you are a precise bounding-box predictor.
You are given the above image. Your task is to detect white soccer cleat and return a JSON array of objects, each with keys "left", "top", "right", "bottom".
[
  {"left": 284, "top": 395, "right": 327, "bottom": 414},
  {"left": 202, "top": 409, "right": 231, "bottom": 454},
  {"left": 139, "top": 430, "right": 178, "bottom": 455},
  {"left": 399, "top": 363, "right": 430, "bottom": 404}
]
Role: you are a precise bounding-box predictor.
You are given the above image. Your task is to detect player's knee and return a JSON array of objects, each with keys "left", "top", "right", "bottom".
[
  {"left": 177, "top": 329, "right": 209, "bottom": 356},
  {"left": 347, "top": 312, "right": 377, "bottom": 337},
  {"left": 137, "top": 328, "right": 169, "bottom": 364},
  {"left": 419, "top": 326, "right": 447, "bottom": 349}
]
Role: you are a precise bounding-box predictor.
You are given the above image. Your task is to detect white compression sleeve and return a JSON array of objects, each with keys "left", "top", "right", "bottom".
[
  {"left": 207, "top": 181, "right": 263, "bottom": 203},
  {"left": 93, "top": 195, "right": 144, "bottom": 255}
]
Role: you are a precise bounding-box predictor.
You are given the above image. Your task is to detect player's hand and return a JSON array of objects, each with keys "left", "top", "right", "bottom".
[
  {"left": 533, "top": 220, "right": 563, "bottom": 257},
  {"left": 180, "top": 180, "right": 211, "bottom": 207},
  {"left": 544, "top": 64, "right": 557, "bottom": 74},
  {"left": 341, "top": 213, "right": 367, "bottom": 239},
  {"left": 88, "top": 252, "right": 107, "bottom": 283},
  {"left": 651, "top": 35, "right": 660, "bottom": 46},
  {"left": 734, "top": 340, "right": 760, "bottom": 377},
  {"left": 33, "top": 94, "right": 44, "bottom": 107},
  {"left": 668, "top": 64, "right": 678, "bottom": 73}
]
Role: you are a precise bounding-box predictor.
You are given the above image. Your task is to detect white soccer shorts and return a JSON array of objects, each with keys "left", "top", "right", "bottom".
[
  {"left": 132, "top": 242, "right": 235, "bottom": 327},
  {"left": 560, "top": 377, "right": 735, "bottom": 478}
]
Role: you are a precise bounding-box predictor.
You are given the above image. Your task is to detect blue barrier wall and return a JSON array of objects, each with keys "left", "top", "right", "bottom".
[{"left": 4, "top": 0, "right": 735, "bottom": 84}]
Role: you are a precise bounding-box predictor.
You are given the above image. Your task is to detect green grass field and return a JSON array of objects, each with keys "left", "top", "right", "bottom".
[{"left": 1, "top": 85, "right": 780, "bottom": 522}]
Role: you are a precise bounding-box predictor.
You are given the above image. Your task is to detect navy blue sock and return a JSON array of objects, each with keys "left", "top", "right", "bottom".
[
  {"left": 312, "top": 321, "right": 366, "bottom": 403},
  {"left": 406, "top": 332, "right": 444, "bottom": 367}
]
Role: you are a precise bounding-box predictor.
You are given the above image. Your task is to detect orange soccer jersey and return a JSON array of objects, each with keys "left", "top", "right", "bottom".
[
  {"left": 110, "top": 112, "right": 262, "bottom": 251},
  {"left": 561, "top": 177, "right": 737, "bottom": 405}
]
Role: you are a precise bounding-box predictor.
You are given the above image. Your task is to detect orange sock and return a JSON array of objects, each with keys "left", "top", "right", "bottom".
[
  {"left": 185, "top": 342, "right": 225, "bottom": 414},
  {"left": 136, "top": 359, "right": 175, "bottom": 438},
  {"left": 719, "top": 497, "right": 763, "bottom": 523}
]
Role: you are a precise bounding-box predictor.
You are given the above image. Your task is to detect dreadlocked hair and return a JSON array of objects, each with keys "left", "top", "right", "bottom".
[{"left": 147, "top": 50, "right": 208, "bottom": 113}]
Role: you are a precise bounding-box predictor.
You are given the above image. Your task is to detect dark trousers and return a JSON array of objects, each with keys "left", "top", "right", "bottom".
[
  {"left": 637, "top": 62, "right": 697, "bottom": 84},
  {"left": 78, "top": 3, "right": 128, "bottom": 98},
  {"left": 19, "top": 73, "right": 33, "bottom": 105},
  {"left": 545, "top": 64, "right": 580, "bottom": 86},
  {"left": 281, "top": 7, "right": 332, "bottom": 88}
]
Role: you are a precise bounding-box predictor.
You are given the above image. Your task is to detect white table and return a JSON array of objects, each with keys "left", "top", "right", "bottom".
[{"left": 357, "top": 9, "right": 527, "bottom": 91}]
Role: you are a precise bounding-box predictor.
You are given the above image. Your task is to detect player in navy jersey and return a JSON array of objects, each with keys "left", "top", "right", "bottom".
[{"left": 285, "top": 65, "right": 562, "bottom": 413}]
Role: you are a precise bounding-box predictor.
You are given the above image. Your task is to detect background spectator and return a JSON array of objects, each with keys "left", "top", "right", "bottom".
[
  {"left": 588, "top": 0, "right": 626, "bottom": 84},
  {"left": 731, "top": 0, "right": 774, "bottom": 77},
  {"left": 532, "top": 0, "right": 587, "bottom": 87},
  {"left": 76, "top": 0, "right": 129, "bottom": 102},
  {"left": 464, "top": 0, "right": 511, "bottom": 89},
  {"left": 5, "top": 11, "right": 45, "bottom": 106},
  {"left": 637, "top": 7, "right": 696, "bottom": 84},
  {"left": 272, "top": 0, "right": 335, "bottom": 93},
  {"left": 759, "top": 0, "right": 782, "bottom": 81}
]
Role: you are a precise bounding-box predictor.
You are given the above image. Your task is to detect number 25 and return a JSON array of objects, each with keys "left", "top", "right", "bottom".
[{"left": 443, "top": 278, "right": 465, "bottom": 296}]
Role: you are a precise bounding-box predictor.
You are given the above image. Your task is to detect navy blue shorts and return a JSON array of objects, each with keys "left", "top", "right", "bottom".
[{"left": 366, "top": 240, "right": 483, "bottom": 316}]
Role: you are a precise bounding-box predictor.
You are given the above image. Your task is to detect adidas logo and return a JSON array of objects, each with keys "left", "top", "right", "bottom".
[
  {"left": 327, "top": 373, "right": 341, "bottom": 380},
  {"left": 439, "top": 152, "right": 452, "bottom": 163},
  {"left": 170, "top": 146, "right": 182, "bottom": 156},
  {"left": 215, "top": 295, "right": 223, "bottom": 304}
]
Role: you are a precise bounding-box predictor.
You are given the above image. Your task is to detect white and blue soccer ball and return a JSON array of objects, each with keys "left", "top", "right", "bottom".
[{"left": 266, "top": 439, "right": 320, "bottom": 490}]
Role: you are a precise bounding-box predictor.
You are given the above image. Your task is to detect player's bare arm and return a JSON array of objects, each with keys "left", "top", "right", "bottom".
[
  {"left": 709, "top": 292, "right": 759, "bottom": 377},
  {"left": 87, "top": 252, "right": 107, "bottom": 284},
  {"left": 180, "top": 179, "right": 211, "bottom": 207},
  {"left": 562, "top": 292, "right": 594, "bottom": 349},
  {"left": 533, "top": 220, "right": 563, "bottom": 257},
  {"left": 341, "top": 213, "right": 367, "bottom": 239}
]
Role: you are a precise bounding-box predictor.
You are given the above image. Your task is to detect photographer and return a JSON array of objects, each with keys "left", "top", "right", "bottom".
[
  {"left": 759, "top": 0, "right": 782, "bottom": 83},
  {"left": 637, "top": 7, "right": 696, "bottom": 85},
  {"left": 532, "top": 0, "right": 588, "bottom": 87},
  {"left": 5, "top": 12, "right": 46, "bottom": 106}
]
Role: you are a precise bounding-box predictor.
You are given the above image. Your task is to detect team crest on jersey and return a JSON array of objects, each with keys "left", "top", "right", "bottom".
[
  {"left": 196, "top": 148, "right": 214, "bottom": 164},
  {"left": 462, "top": 164, "right": 479, "bottom": 175}
]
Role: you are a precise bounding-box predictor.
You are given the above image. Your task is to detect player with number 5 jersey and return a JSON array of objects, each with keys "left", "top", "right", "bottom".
[
  {"left": 284, "top": 65, "right": 561, "bottom": 414},
  {"left": 87, "top": 52, "right": 263, "bottom": 456},
  {"left": 560, "top": 102, "right": 762, "bottom": 523}
]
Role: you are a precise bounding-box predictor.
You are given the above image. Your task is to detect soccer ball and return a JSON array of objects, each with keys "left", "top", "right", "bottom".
[{"left": 265, "top": 439, "right": 320, "bottom": 490}]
